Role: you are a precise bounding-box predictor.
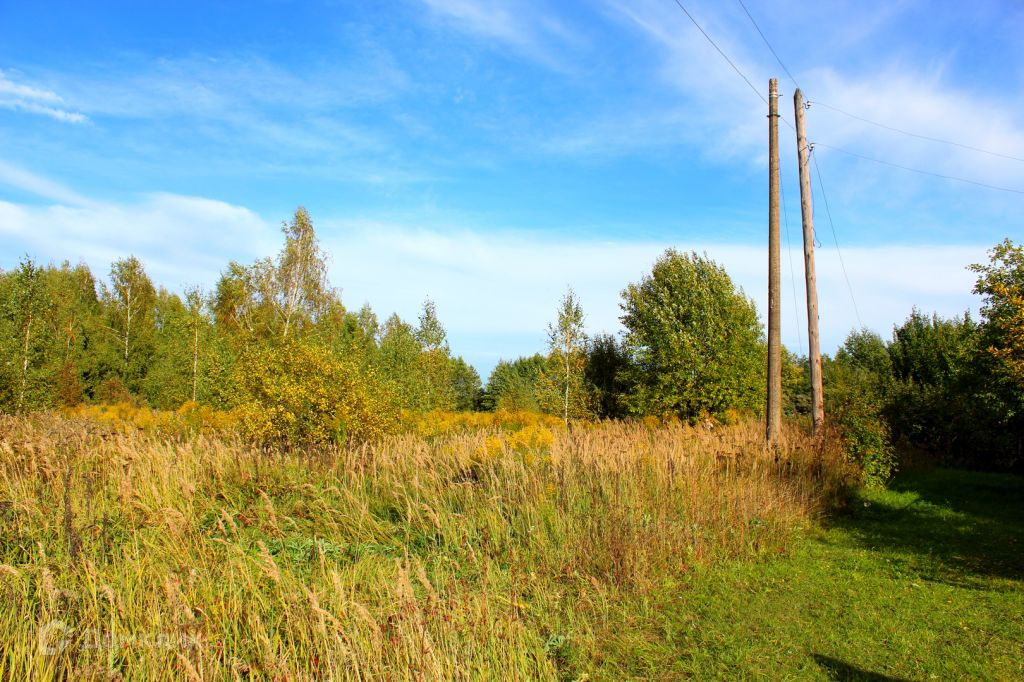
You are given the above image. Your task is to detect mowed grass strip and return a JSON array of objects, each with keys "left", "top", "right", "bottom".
[{"left": 592, "top": 468, "right": 1023, "bottom": 681}]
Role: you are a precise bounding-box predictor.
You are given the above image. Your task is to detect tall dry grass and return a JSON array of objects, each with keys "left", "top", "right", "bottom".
[{"left": 0, "top": 413, "right": 854, "bottom": 680}]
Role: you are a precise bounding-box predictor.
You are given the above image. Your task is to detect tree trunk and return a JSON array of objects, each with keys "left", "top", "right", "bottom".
[
  {"left": 192, "top": 321, "right": 199, "bottom": 403},
  {"left": 124, "top": 284, "right": 133, "bottom": 365},
  {"left": 563, "top": 353, "right": 570, "bottom": 426}
]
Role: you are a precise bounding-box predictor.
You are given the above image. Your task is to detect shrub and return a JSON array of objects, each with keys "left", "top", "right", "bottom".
[
  {"left": 232, "top": 340, "right": 399, "bottom": 447},
  {"left": 824, "top": 359, "right": 896, "bottom": 487}
]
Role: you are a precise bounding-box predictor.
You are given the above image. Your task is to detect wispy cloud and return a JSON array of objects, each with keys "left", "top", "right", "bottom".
[
  {"left": 320, "top": 217, "right": 986, "bottom": 372},
  {"left": 0, "top": 69, "right": 86, "bottom": 123},
  {"left": 0, "top": 161, "right": 97, "bottom": 207},
  {"left": 0, "top": 163, "right": 276, "bottom": 288},
  {"left": 7, "top": 53, "right": 425, "bottom": 185},
  {"left": 419, "top": 0, "right": 586, "bottom": 70},
  {"left": 804, "top": 66, "right": 1024, "bottom": 191},
  {"left": 583, "top": 1, "right": 1024, "bottom": 186},
  {"left": 57, "top": 54, "right": 410, "bottom": 121},
  {"left": 589, "top": 0, "right": 772, "bottom": 162}
]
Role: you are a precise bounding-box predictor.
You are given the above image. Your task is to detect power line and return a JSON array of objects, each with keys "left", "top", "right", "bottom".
[
  {"left": 667, "top": 0, "right": 794, "bottom": 129},
  {"left": 669, "top": 0, "right": 764, "bottom": 104},
  {"left": 809, "top": 100, "right": 1024, "bottom": 164},
  {"left": 813, "top": 142, "right": 1024, "bottom": 195},
  {"left": 727, "top": 2, "right": 1024, "bottom": 169},
  {"left": 735, "top": 0, "right": 799, "bottom": 90},
  {"left": 780, "top": 178, "right": 804, "bottom": 353},
  {"left": 810, "top": 150, "right": 863, "bottom": 329}
]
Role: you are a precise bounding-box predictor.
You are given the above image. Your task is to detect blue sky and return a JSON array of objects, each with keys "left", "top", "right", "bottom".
[{"left": 2, "top": 0, "right": 1023, "bottom": 377}]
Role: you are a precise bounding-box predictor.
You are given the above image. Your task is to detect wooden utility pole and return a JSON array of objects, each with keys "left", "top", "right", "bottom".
[
  {"left": 793, "top": 88, "right": 825, "bottom": 434},
  {"left": 766, "top": 78, "right": 782, "bottom": 447}
]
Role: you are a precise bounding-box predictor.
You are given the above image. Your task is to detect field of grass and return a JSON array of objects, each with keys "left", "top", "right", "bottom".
[
  {"left": 1, "top": 413, "right": 850, "bottom": 680},
  {"left": 0, "top": 413, "right": 1019, "bottom": 680}
]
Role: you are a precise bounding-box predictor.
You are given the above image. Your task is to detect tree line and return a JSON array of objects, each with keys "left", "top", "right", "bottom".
[
  {"left": 2, "top": 207, "right": 1021, "bottom": 471},
  {"left": 823, "top": 239, "right": 1024, "bottom": 474}
]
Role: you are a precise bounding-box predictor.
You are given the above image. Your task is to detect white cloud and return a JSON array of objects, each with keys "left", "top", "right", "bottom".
[
  {"left": 588, "top": 0, "right": 1024, "bottom": 205},
  {"left": 321, "top": 219, "right": 986, "bottom": 373},
  {"left": 0, "top": 69, "right": 86, "bottom": 123},
  {"left": 419, "top": 0, "right": 585, "bottom": 69},
  {"left": 52, "top": 54, "right": 408, "bottom": 123},
  {"left": 0, "top": 161, "right": 97, "bottom": 207},
  {"left": 0, "top": 192, "right": 277, "bottom": 290},
  {"left": 588, "top": 0, "right": 774, "bottom": 162},
  {"left": 804, "top": 67, "right": 1024, "bottom": 190},
  {"left": 7, "top": 55, "right": 418, "bottom": 182}
]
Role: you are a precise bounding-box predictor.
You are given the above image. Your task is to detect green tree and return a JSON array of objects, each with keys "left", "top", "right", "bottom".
[
  {"left": 339, "top": 302, "right": 381, "bottom": 360},
  {"left": 619, "top": 249, "right": 764, "bottom": 421},
  {"left": 377, "top": 313, "right": 432, "bottom": 411},
  {"left": 184, "top": 287, "right": 207, "bottom": 403},
  {"left": 837, "top": 329, "right": 894, "bottom": 391},
  {"left": 142, "top": 287, "right": 222, "bottom": 409},
  {"left": 213, "top": 259, "right": 275, "bottom": 340},
  {"left": 43, "top": 262, "right": 103, "bottom": 406},
  {"left": 413, "top": 299, "right": 458, "bottom": 410},
  {"left": 356, "top": 303, "right": 380, "bottom": 342},
  {"left": 585, "top": 333, "right": 630, "bottom": 419},
  {"left": 213, "top": 207, "right": 333, "bottom": 344},
  {"left": 884, "top": 312, "right": 980, "bottom": 457},
  {"left": 450, "top": 357, "right": 483, "bottom": 411},
  {"left": 100, "top": 256, "right": 157, "bottom": 394},
  {"left": 538, "top": 287, "right": 591, "bottom": 422},
  {"left": 0, "top": 258, "right": 48, "bottom": 412},
  {"left": 826, "top": 330, "right": 897, "bottom": 486},
  {"left": 276, "top": 206, "right": 331, "bottom": 339},
  {"left": 972, "top": 239, "right": 1024, "bottom": 387},
  {"left": 143, "top": 289, "right": 190, "bottom": 407},
  {"left": 416, "top": 298, "right": 447, "bottom": 352},
  {"left": 483, "top": 355, "right": 547, "bottom": 412},
  {"left": 781, "top": 348, "right": 811, "bottom": 419}
]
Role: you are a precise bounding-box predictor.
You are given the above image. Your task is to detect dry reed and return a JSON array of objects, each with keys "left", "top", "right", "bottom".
[{"left": 0, "top": 413, "right": 854, "bottom": 680}]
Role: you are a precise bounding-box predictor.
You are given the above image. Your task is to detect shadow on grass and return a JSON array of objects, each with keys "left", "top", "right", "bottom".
[
  {"left": 812, "top": 654, "right": 912, "bottom": 681},
  {"left": 828, "top": 468, "right": 1024, "bottom": 585}
]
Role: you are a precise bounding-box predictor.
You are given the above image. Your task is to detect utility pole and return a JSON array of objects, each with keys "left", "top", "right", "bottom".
[
  {"left": 793, "top": 88, "right": 825, "bottom": 434},
  {"left": 767, "top": 78, "right": 782, "bottom": 447}
]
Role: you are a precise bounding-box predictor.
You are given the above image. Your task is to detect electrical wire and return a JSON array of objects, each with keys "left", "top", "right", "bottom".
[
  {"left": 780, "top": 179, "right": 804, "bottom": 353},
  {"left": 730, "top": 2, "right": 1024, "bottom": 170},
  {"left": 736, "top": 0, "right": 800, "bottom": 90},
  {"left": 813, "top": 142, "right": 1024, "bottom": 195},
  {"left": 808, "top": 100, "right": 1024, "bottom": 164},
  {"left": 667, "top": 0, "right": 795, "bottom": 129},
  {"left": 670, "top": 0, "right": 765, "bottom": 104},
  {"left": 810, "top": 150, "right": 863, "bottom": 329}
]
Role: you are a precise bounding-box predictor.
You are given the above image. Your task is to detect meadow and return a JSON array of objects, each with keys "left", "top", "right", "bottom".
[{"left": 0, "top": 411, "right": 853, "bottom": 680}]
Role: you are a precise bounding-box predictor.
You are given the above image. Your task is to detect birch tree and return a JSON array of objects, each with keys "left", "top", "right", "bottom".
[
  {"left": 543, "top": 287, "right": 590, "bottom": 423},
  {"left": 276, "top": 206, "right": 330, "bottom": 339},
  {"left": 185, "top": 287, "right": 205, "bottom": 402},
  {"left": 102, "top": 256, "right": 157, "bottom": 391},
  {"left": 214, "top": 207, "right": 331, "bottom": 342},
  {"left": 5, "top": 258, "right": 47, "bottom": 413}
]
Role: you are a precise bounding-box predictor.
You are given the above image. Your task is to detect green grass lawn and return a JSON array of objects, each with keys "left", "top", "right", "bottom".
[{"left": 590, "top": 468, "right": 1024, "bottom": 681}]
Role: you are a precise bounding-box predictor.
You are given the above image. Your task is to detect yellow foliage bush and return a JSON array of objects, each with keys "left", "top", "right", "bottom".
[
  {"left": 405, "top": 410, "right": 564, "bottom": 466},
  {"left": 232, "top": 340, "right": 400, "bottom": 446},
  {"left": 506, "top": 422, "right": 555, "bottom": 452},
  {"left": 63, "top": 402, "right": 239, "bottom": 435},
  {"left": 409, "top": 409, "right": 564, "bottom": 438}
]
